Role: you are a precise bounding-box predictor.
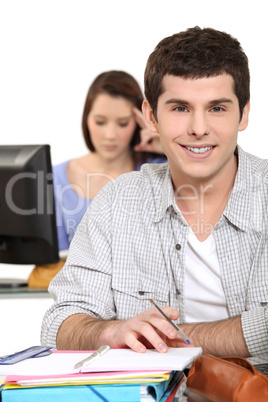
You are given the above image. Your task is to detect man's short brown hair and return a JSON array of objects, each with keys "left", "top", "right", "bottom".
[{"left": 144, "top": 26, "right": 250, "bottom": 120}]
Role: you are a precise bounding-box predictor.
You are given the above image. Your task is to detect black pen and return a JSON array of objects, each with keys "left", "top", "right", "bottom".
[{"left": 149, "top": 299, "right": 191, "bottom": 345}]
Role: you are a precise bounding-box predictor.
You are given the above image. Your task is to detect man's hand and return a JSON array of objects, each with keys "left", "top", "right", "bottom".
[
  {"left": 132, "top": 107, "right": 163, "bottom": 154},
  {"left": 102, "top": 307, "right": 190, "bottom": 353},
  {"left": 57, "top": 306, "right": 191, "bottom": 352}
]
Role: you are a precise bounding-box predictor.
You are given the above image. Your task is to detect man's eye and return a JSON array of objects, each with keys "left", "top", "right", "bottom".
[
  {"left": 174, "top": 106, "right": 187, "bottom": 112},
  {"left": 211, "top": 106, "right": 223, "bottom": 112}
]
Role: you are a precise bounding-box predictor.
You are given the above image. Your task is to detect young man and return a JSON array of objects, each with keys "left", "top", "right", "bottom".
[{"left": 42, "top": 27, "right": 268, "bottom": 358}]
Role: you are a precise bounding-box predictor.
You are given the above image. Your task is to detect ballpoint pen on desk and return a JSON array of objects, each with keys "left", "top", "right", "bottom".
[
  {"left": 74, "top": 345, "right": 111, "bottom": 370},
  {"left": 149, "top": 299, "right": 191, "bottom": 345}
]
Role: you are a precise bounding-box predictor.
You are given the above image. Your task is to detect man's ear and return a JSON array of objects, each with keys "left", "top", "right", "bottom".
[
  {"left": 142, "top": 99, "right": 159, "bottom": 133},
  {"left": 238, "top": 101, "right": 250, "bottom": 132}
]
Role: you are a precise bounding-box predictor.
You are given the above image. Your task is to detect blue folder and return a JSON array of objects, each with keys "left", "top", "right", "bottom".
[{"left": 1, "top": 371, "right": 184, "bottom": 402}]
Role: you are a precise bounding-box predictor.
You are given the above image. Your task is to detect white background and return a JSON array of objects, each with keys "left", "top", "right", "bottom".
[
  {"left": 1, "top": 0, "right": 267, "bottom": 165},
  {"left": 0, "top": 0, "right": 267, "bottom": 356}
]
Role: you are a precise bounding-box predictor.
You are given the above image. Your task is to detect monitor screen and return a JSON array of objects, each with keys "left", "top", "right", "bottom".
[{"left": 0, "top": 145, "right": 59, "bottom": 278}]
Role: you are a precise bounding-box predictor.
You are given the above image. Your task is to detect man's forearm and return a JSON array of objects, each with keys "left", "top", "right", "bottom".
[
  {"left": 56, "top": 312, "right": 251, "bottom": 357},
  {"left": 180, "top": 316, "right": 250, "bottom": 357},
  {"left": 56, "top": 313, "right": 122, "bottom": 350}
]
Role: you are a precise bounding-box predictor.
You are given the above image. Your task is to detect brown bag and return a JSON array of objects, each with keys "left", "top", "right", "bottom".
[
  {"left": 186, "top": 354, "right": 268, "bottom": 402},
  {"left": 27, "top": 258, "right": 66, "bottom": 288}
]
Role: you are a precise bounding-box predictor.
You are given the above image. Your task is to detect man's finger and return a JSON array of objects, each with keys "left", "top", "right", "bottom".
[{"left": 124, "top": 321, "right": 168, "bottom": 353}]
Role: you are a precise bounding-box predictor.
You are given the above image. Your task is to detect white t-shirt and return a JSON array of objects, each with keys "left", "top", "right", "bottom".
[{"left": 184, "top": 229, "right": 230, "bottom": 323}]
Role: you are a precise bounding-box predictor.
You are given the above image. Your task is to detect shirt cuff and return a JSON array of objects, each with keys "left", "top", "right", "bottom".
[
  {"left": 241, "top": 307, "right": 268, "bottom": 356},
  {"left": 42, "top": 309, "right": 96, "bottom": 349}
]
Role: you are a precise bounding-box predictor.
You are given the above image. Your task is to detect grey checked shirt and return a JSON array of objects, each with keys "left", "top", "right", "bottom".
[{"left": 41, "top": 146, "right": 268, "bottom": 356}]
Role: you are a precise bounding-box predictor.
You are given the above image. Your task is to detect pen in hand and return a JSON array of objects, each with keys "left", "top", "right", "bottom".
[{"left": 149, "top": 299, "right": 191, "bottom": 345}]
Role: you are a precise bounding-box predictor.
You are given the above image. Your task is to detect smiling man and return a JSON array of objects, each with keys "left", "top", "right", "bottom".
[
  {"left": 143, "top": 73, "right": 249, "bottom": 242},
  {"left": 42, "top": 27, "right": 268, "bottom": 358}
]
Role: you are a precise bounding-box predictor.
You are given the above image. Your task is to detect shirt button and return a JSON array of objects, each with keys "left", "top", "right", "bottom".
[
  {"left": 139, "top": 291, "right": 145, "bottom": 296},
  {"left": 175, "top": 244, "right": 181, "bottom": 251}
]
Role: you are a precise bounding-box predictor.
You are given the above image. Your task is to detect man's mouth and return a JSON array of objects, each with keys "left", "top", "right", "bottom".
[{"left": 184, "top": 146, "right": 213, "bottom": 154}]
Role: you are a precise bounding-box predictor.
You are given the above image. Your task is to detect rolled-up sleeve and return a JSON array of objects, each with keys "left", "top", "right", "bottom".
[{"left": 241, "top": 308, "right": 268, "bottom": 356}]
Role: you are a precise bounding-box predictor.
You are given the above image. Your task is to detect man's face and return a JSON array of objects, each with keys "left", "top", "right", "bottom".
[{"left": 143, "top": 74, "right": 249, "bottom": 186}]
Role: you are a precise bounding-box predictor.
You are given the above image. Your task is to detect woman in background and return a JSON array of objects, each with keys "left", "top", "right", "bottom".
[{"left": 54, "top": 70, "right": 166, "bottom": 251}]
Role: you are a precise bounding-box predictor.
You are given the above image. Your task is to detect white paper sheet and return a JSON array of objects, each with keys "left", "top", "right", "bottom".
[{"left": 0, "top": 347, "right": 202, "bottom": 377}]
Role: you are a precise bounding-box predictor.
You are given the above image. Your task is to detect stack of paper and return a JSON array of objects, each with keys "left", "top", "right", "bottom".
[{"left": 0, "top": 347, "right": 202, "bottom": 401}]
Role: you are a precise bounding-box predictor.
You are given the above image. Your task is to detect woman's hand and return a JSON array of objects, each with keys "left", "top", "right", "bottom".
[{"left": 133, "top": 107, "right": 163, "bottom": 154}]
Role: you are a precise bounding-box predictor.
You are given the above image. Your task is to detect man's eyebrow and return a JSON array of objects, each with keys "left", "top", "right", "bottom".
[
  {"left": 208, "top": 98, "right": 233, "bottom": 105},
  {"left": 164, "top": 98, "right": 234, "bottom": 106},
  {"left": 165, "top": 99, "right": 190, "bottom": 105}
]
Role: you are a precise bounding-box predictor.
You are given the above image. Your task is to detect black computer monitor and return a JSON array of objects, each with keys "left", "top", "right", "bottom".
[{"left": 0, "top": 144, "right": 59, "bottom": 287}]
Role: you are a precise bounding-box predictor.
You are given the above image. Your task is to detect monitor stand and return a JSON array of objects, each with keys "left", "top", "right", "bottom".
[{"left": 0, "top": 278, "right": 28, "bottom": 288}]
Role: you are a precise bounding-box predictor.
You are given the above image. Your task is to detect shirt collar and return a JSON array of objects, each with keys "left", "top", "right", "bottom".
[
  {"left": 152, "top": 146, "right": 254, "bottom": 231},
  {"left": 223, "top": 146, "right": 253, "bottom": 231},
  {"left": 152, "top": 165, "right": 176, "bottom": 223}
]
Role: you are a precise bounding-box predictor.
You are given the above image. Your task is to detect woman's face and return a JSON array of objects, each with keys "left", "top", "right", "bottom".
[{"left": 87, "top": 93, "right": 136, "bottom": 162}]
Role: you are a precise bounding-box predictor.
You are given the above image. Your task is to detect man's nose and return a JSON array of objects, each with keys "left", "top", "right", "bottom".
[{"left": 188, "top": 112, "right": 210, "bottom": 137}]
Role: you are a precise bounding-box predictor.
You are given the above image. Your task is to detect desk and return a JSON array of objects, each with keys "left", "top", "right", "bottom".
[
  {"left": 0, "top": 263, "right": 53, "bottom": 354},
  {"left": 0, "top": 286, "right": 53, "bottom": 356}
]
